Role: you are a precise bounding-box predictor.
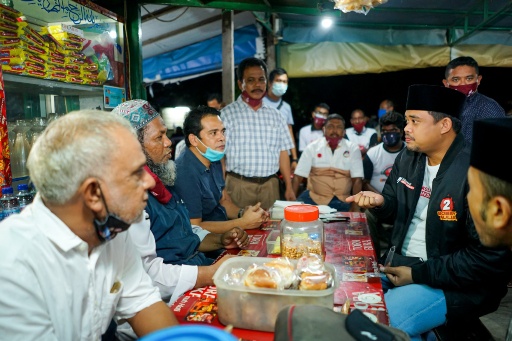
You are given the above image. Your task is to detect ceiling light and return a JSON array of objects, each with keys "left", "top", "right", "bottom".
[{"left": 321, "top": 17, "right": 333, "bottom": 29}]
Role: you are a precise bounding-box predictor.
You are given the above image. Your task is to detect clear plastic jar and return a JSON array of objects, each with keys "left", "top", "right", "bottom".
[{"left": 280, "top": 205, "right": 324, "bottom": 260}]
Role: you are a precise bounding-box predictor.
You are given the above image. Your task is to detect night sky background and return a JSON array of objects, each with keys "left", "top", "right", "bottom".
[{"left": 147, "top": 66, "right": 512, "bottom": 135}]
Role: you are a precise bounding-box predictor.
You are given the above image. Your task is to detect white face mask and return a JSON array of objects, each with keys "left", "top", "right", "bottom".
[{"left": 272, "top": 82, "right": 288, "bottom": 97}]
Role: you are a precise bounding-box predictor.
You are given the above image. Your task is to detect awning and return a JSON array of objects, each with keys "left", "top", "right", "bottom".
[{"left": 143, "top": 24, "right": 261, "bottom": 83}]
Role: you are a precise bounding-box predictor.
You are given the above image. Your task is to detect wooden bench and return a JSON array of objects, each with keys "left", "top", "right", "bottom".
[{"left": 432, "top": 318, "right": 495, "bottom": 341}]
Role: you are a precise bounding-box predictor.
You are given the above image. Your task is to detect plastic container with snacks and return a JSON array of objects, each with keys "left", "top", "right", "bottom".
[{"left": 280, "top": 204, "right": 324, "bottom": 259}]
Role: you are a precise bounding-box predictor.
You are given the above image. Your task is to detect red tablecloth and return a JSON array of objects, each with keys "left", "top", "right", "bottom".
[{"left": 170, "top": 212, "right": 388, "bottom": 340}]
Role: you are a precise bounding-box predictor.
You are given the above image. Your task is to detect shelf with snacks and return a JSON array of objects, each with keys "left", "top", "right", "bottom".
[
  {"left": 0, "top": 0, "right": 126, "bottom": 188},
  {"left": 1, "top": 1, "right": 124, "bottom": 91},
  {"left": 2, "top": 73, "right": 103, "bottom": 97}
]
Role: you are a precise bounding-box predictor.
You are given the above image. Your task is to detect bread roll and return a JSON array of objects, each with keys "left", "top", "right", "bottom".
[
  {"left": 299, "top": 271, "right": 329, "bottom": 290},
  {"left": 244, "top": 267, "right": 278, "bottom": 289},
  {"left": 264, "top": 259, "right": 295, "bottom": 288}
]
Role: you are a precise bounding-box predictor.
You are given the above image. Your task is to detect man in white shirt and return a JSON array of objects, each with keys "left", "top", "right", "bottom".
[
  {"left": 345, "top": 108, "right": 378, "bottom": 158},
  {"left": 263, "top": 67, "right": 298, "bottom": 170},
  {"left": 0, "top": 110, "right": 178, "bottom": 340},
  {"left": 293, "top": 113, "right": 363, "bottom": 212},
  {"left": 298, "top": 102, "right": 330, "bottom": 153}
]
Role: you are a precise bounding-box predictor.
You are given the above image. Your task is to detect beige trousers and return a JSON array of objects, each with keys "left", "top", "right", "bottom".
[{"left": 225, "top": 175, "right": 280, "bottom": 211}]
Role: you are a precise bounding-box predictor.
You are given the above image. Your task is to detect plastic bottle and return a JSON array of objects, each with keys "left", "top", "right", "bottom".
[
  {"left": 280, "top": 204, "right": 324, "bottom": 260},
  {"left": 17, "top": 184, "right": 34, "bottom": 211},
  {"left": 1, "top": 186, "right": 20, "bottom": 219},
  {"left": 11, "top": 130, "right": 31, "bottom": 179}
]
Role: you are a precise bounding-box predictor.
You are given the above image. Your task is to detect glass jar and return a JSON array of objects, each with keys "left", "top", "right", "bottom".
[{"left": 280, "top": 205, "right": 324, "bottom": 260}]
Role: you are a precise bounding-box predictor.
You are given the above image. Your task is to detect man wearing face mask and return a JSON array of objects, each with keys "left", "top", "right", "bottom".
[
  {"left": 263, "top": 67, "right": 298, "bottom": 171},
  {"left": 174, "top": 106, "right": 269, "bottom": 234},
  {"left": 298, "top": 102, "right": 330, "bottom": 153},
  {"left": 292, "top": 114, "right": 363, "bottom": 212},
  {"left": 345, "top": 108, "right": 378, "bottom": 158},
  {"left": 0, "top": 110, "right": 179, "bottom": 340},
  {"left": 222, "top": 58, "right": 295, "bottom": 210},
  {"left": 363, "top": 111, "right": 407, "bottom": 256},
  {"left": 443, "top": 56, "right": 505, "bottom": 145}
]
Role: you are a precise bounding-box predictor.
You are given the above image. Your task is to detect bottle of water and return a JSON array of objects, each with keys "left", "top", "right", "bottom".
[
  {"left": 17, "top": 184, "right": 34, "bottom": 211},
  {"left": 1, "top": 186, "right": 20, "bottom": 219}
]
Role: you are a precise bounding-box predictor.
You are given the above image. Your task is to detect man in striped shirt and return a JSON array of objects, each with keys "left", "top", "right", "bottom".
[{"left": 221, "top": 57, "right": 296, "bottom": 210}]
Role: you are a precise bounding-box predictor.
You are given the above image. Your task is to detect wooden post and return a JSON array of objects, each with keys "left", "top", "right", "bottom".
[
  {"left": 266, "top": 13, "right": 277, "bottom": 71},
  {"left": 222, "top": 10, "right": 234, "bottom": 105}
]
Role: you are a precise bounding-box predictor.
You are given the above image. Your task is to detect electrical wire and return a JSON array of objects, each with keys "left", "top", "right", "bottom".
[{"left": 141, "top": 4, "right": 189, "bottom": 23}]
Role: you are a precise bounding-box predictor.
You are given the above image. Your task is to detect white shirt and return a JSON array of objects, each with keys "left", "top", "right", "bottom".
[
  {"left": 345, "top": 126, "right": 377, "bottom": 151},
  {"left": 128, "top": 211, "right": 198, "bottom": 304},
  {"left": 0, "top": 195, "right": 162, "bottom": 341},
  {"left": 263, "top": 96, "right": 294, "bottom": 125},
  {"left": 295, "top": 137, "right": 364, "bottom": 179},
  {"left": 174, "top": 139, "right": 186, "bottom": 160},
  {"left": 298, "top": 124, "right": 324, "bottom": 152},
  {"left": 365, "top": 142, "right": 406, "bottom": 193},
  {"left": 402, "top": 163, "right": 440, "bottom": 260}
]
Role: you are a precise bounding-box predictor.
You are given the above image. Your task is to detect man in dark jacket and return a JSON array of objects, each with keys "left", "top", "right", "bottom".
[
  {"left": 347, "top": 85, "right": 512, "bottom": 341},
  {"left": 467, "top": 118, "right": 512, "bottom": 341}
]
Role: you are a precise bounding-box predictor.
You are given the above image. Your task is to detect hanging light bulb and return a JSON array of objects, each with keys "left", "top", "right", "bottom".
[{"left": 321, "top": 17, "right": 333, "bottom": 29}]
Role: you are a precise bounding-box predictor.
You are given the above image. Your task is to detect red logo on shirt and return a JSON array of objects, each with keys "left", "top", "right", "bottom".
[{"left": 437, "top": 197, "right": 457, "bottom": 221}]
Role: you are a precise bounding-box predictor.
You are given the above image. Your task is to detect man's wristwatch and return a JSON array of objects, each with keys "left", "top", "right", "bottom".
[
  {"left": 291, "top": 159, "right": 298, "bottom": 163},
  {"left": 238, "top": 208, "right": 244, "bottom": 218}
]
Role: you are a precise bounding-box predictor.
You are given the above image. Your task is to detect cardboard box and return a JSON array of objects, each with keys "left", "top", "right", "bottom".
[{"left": 213, "top": 256, "right": 337, "bottom": 332}]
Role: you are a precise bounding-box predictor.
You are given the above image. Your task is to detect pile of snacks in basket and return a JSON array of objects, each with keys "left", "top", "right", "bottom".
[{"left": 0, "top": 4, "right": 105, "bottom": 86}]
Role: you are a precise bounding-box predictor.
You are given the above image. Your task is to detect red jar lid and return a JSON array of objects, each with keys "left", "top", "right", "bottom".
[{"left": 284, "top": 204, "right": 319, "bottom": 222}]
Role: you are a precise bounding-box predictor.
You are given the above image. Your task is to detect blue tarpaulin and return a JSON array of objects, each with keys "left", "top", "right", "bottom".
[{"left": 143, "top": 24, "right": 259, "bottom": 83}]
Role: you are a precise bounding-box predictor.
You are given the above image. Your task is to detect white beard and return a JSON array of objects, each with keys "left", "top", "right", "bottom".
[{"left": 147, "top": 158, "right": 176, "bottom": 187}]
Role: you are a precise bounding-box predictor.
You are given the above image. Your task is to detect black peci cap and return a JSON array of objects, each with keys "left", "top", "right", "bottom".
[
  {"left": 471, "top": 118, "right": 512, "bottom": 183},
  {"left": 405, "top": 84, "right": 466, "bottom": 118}
]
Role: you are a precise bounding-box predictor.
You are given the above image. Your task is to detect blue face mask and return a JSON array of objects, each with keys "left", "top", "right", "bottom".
[
  {"left": 272, "top": 82, "right": 288, "bottom": 97},
  {"left": 378, "top": 108, "right": 387, "bottom": 118},
  {"left": 196, "top": 137, "right": 225, "bottom": 162}
]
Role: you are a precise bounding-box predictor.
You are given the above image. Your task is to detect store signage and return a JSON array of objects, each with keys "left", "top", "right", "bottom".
[{"left": 103, "top": 85, "right": 125, "bottom": 109}]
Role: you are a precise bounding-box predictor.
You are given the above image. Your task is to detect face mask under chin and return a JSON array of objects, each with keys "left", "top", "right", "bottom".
[
  {"left": 196, "top": 137, "right": 225, "bottom": 162},
  {"left": 94, "top": 185, "right": 131, "bottom": 242},
  {"left": 94, "top": 213, "right": 131, "bottom": 242}
]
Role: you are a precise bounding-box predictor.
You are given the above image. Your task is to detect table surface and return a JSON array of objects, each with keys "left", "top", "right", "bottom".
[{"left": 170, "top": 212, "right": 389, "bottom": 341}]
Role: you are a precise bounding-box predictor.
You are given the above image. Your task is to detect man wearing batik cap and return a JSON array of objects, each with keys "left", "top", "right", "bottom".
[
  {"left": 347, "top": 85, "right": 512, "bottom": 340},
  {"left": 112, "top": 99, "right": 249, "bottom": 303},
  {"left": 466, "top": 118, "right": 512, "bottom": 341}
]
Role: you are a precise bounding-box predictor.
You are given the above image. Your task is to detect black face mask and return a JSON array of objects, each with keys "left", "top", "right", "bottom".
[{"left": 94, "top": 185, "right": 131, "bottom": 242}]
